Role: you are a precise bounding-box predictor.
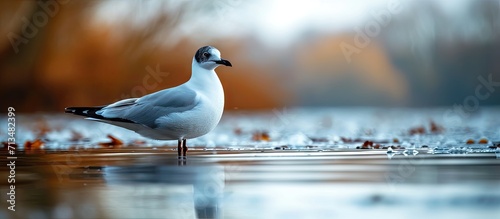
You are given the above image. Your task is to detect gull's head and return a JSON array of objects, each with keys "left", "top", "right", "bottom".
[{"left": 194, "top": 46, "right": 232, "bottom": 70}]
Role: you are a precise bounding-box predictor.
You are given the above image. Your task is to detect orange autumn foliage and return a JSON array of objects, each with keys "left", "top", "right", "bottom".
[{"left": 0, "top": 2, "right": 287, "bottom": 112}]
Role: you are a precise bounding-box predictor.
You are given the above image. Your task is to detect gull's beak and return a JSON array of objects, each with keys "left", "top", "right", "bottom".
[{"left": 214, "top": 59, "right": 232, "bottom": 67}]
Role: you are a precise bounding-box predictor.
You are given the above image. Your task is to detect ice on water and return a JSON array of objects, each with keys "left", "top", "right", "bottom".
[{"left": 1, "top": 107, "right": 499, "bottom": 153}]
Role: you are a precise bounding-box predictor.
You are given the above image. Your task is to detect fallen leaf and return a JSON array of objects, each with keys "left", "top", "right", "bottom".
[
  {"left": 234, "top": 128, "right": 243, "bottom": 135},
  {"left": 466, "top": 139, "right": 475, "bottom": 144},
  {"left": 478, "top": 138, "right": 488, "bottom": 144},
  {"left": 359, "top": 141, "right": 373, "bottom": 149},
  {"left": 99, "top": 134, "right": 124, "bottom": 148},
  {"left": 430, "top": 121, "right": 444, "bottom": 133},
  {"left": 24, "top": 139, "right": 44, "bottom": 151},
  {"left": 252, "top": 131, "right": 270, "bottom": 141},
  {"left": 362, "top": 141, "right": 374, "bottom": 147},
  {"left": 409, "top": 126, "right": 426, "bottom": 135}
]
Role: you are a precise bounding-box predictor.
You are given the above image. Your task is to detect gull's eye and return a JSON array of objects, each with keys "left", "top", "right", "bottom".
[{"left": 203, "top": 52, "right": 210, "bottom": 58}]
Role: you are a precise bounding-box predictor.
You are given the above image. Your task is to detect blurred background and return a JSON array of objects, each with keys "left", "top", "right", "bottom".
[{"left": 0, "top": 0, "right": 499, "bottom": 112}]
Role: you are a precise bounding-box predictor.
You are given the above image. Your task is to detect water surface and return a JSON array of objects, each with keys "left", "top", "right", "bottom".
[{"left": 1, "top": 108, "right": 499, "bottom": 218}]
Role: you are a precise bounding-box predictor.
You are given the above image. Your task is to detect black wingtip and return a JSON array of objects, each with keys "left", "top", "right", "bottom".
[
  {"left": 65, "top": 107, "right": 76, "bottom": 113},
  {"left": 65, "top": 106, "right": 135, "bottom": 124},
  {"left": 64, "top": 106, "right": 103, "bottom": 117}
]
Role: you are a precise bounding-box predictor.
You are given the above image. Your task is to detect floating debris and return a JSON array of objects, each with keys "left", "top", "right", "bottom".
[
  {"left": 466, "top": 139, "right": 475, "bottom": 144},
  {"left": 273, "top": 145, "right": 289, "bottom": 150},
  {"left": 24, "top": 139, "right": 45, "bottom": 154},
  {"left": 233, "top": 127, "right": 243, "bottom": 135},
  {"left": 478, "top": 138, "right": 488, "bottom": 144},
  {"left": 408, "top": 121, "right": 444, "bottom": 136},
  {"left": 386, "top": 146, "right": 394, "bottom": 153},
  {"left": 252, "top": 131, "right": 270, "bottom": 141},
  {"left": 430, "top": 120, "right": 444, "bottom": 133},
  {"left": 357, "top": 141, "right": 373, "bottom": 149},
  {"left": 409, "top": 126, "right": 426, "bottom": 135},
  {"left": 99, "top": 135, "right": 124, "bottom": 148}
]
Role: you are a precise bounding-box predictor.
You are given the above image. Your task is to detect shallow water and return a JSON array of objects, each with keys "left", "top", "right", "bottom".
[
  {"left": 1, "top": 108, "right": 499, "bottom": 218},
  {"left": 1, "top": 149, "right": 499, "bottom": 219}
]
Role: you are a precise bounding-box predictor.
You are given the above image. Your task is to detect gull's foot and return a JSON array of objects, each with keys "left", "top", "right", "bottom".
[
  {"left": 177, "top": 157, "right": 186, "bottom": 166},
  {"left": 182, "top": 138, "right": 188, "bottom": 157},
  {"left": 176, "top": 138, "right": 188, "bottom": 165},
  {"left": 177, "top": 139, "right": 182, "bottom": 158}
]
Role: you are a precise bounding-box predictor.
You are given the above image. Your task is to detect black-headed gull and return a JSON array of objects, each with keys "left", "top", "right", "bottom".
[{"left": 65, "top": 46, "right": 232, "bottom": 158}]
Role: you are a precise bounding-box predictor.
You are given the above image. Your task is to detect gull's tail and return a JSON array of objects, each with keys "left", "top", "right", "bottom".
[
  {"left": 65, "top": 106, "right": 135, "bottom": 124},
  {"left": 65, "top": 106, "right": 159, "bottom": 138}
]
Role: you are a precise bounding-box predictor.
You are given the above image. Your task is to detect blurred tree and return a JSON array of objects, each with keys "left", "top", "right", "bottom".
[
  {"left": 0, "top": 0, "right": 286, "bottom": 112},
  {"left": 381, "top": 0, "right": 500, "bottom": 106}
]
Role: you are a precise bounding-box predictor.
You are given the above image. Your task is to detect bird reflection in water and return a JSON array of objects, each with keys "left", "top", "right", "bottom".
[{"left": 104, "top": 161, "right": 225, "bottom": 219}]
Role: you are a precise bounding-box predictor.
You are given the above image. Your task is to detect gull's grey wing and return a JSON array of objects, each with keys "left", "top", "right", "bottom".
[{"left": 97, "top": 87, "right": 198, "bottom": 128}]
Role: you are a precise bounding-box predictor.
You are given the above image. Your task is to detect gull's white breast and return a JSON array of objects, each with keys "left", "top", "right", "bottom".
[{"left": 153, "top": 68, "right": 225, "bottom": 140}]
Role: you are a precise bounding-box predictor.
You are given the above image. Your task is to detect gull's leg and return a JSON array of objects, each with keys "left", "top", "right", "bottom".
[
  {"left": 182, "top": 138, "right": 188, "bottom": 158},
  {"left": 177, "top": 139, "right": 182, "bottom": 159}
]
